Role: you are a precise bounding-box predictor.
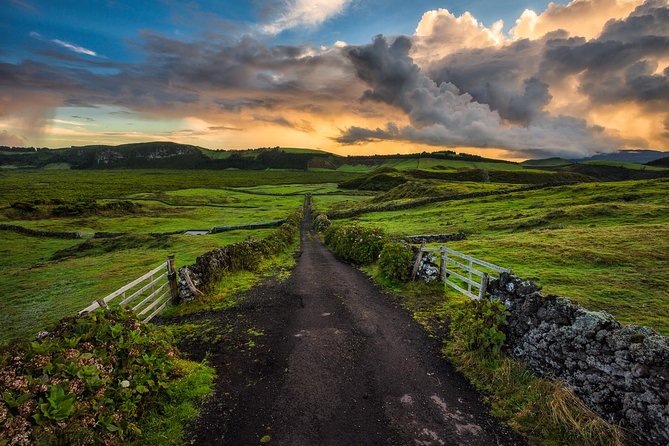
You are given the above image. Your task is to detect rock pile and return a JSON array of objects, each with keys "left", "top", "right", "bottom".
[
  {"left": 414, "top": 252, "right": 441, "bottom": 283},
  {"left": 488, "top": 273, "right": 669, "bottom": 445}
]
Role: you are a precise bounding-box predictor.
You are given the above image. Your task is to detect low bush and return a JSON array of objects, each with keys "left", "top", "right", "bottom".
[
  {"left": 378, "top": 242, "right": 414, "bottom": 281},
  {"left": 313, "top": 214, "right": 331, "bottom": 232},
  {"left": 323, "top": 224, "right": 386, "bottom": 264},
  {"left": 449, "top": 298, "right": 508, "bottom": 354},
  {"left": 0, "top": 308, "right": 200, "bottom": 445}
]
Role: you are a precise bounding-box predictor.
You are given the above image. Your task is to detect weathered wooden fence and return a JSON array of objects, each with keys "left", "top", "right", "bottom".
[
  {"left": 413, "top": 245, "right": 510, "bottom": 300},
  {"left": 79, "top": 255, "right": 178, "bottom": 322}
]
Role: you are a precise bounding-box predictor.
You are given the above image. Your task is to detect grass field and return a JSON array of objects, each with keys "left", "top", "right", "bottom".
[
  {"left": 323, "top": 178, "right": 669, "bottom": 334},
  {"left": 0, "top": 170, "right": 365, "bottom": 343},
  {"left": 0, "top": 169, "right": 359, "bottom": 205},
  {"left": 581, "top": 160, "right": 668, "bottom": 170},
  {"left": 322, "top": 157, "right": 539, "bottom": 173}
]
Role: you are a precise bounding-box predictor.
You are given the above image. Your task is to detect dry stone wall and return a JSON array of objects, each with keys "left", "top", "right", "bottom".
[
  {"left": 402, "top": 233, "right": 465, "bottom": 244},
  {"left": 487, "top": 273, "right": 669, "bottom": 445}
]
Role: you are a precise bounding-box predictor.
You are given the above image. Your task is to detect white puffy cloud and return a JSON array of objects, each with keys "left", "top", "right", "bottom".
[
  {"left": 412, "top": 9, "right": 505, "bottom": 64},
  {"left": 511, "top": 0, "right": 644, "bottom": 40},
  {"left": 261, "top": 0, "right": 352, "bottom": 34}
]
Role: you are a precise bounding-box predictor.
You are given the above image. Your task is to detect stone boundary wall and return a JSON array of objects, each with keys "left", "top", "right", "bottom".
[
  {"left": 402, "top": 233, "right": 466, "bottom": 244},
  {"left": 487, "top": 273, "right": 668, "bottom": 445},
  {"left": 328, "top": 182, "right": 575, "bottom": 220},
  {"left": 0, "top": 223, "right": 81, "bottom": 239},
  {"left": 209, "top": 219, "right": 286, "bottom": 234},
  {"left": 176, "top": 212, "right": 301, "bottom": 301}
]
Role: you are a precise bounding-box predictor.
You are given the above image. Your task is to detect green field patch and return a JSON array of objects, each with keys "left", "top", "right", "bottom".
[
  {"left": 581, "top": 160, "right": 668, "bottom": 170},
  {"left": 0, "top": 169, "right": 359, "bottom": 206},
  {"left": 330, "top": 179, "right": 669, "bottom": 334},
  {"left": 0, "top": 229, "right": 274, "bottom": 343}
]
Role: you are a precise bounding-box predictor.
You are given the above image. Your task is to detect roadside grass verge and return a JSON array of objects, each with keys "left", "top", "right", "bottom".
[
  {"left": 161, "top": 243, "right": 298, "bottom": 318},
  {"left": 0, "top": 308, "right": 215, "bottom": 445},
  {"left": 136, "top": 358, "right": 215, "bottom": 445}
]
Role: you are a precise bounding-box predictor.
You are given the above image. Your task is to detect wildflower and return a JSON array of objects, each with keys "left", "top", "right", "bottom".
[
  {"left": 18, "top": 400, "right": 36, "bottom": 417},
  {"left": 31, "top": 354, "right": 50, "bottom": 368},
  {"left": 120, "top": 380, "right": 130, "bottom": 388},
  {"left": 69, "top": 378, "right": 85, "bottom": 395},
  {"left": 63, "top": 348, "right": 80, "bottom": 359},
  {"left": 9, "top": 375, "right": 28, "bottom": 390}
]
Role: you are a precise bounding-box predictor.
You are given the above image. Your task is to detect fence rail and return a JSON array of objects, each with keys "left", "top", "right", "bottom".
[
  {"left": 413, "top": 245, "right": 510, "bottom": 300},
  {"left": 79, "top": 255, "right": 178, "bottom": 322}
]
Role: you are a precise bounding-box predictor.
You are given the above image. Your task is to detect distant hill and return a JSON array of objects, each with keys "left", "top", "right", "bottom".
[
  {"left": 0, "top": 143, "right": 515, "bottom": 171},
  {"left": 1, "top": 142, "right": 668, "bottom": 182},
  {"left": 572, "top": 150, "right": 668, "bottom": 164},
  {"left": 0, "top": 142, "right": 325, "bottom": 170},
  {"left": 647, "top": 156, "right": 669, "bottom": 167},
  {"left": 521, "top": 153, "right": 669, "bottom": 181}
]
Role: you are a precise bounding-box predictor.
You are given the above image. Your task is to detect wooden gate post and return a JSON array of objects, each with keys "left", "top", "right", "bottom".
[
  {"left": 439, "top": 246, "right": 446, "bottom": 280},
  {"left": 166, "top": 255, "right": 180, "bottom": 304},
  {"left": 478, "top": 273, "right": 489, "bottom": 300},
  {"left": 411, "top": 242, "right": 426, "bottom": 281}
]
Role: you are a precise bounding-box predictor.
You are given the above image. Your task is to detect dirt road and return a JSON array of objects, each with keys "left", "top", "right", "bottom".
[{"left": 172, "top": 212, "right": 524, "bottom": 445}]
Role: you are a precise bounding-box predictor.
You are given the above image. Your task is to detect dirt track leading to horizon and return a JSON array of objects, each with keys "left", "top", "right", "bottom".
[{"left": 168, "top": 210, "right": 524, "bottom": 445}]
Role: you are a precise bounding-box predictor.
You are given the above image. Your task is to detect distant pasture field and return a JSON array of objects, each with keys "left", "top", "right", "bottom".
[
  {"left": 323, "top": 179, "right": 669, "bottom": 335},
  {"left": 0, "top": 169, "right": 366, "bottom": 342}
]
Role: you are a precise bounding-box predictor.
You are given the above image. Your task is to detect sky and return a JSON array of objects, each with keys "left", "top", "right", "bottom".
[{"left": 1, "top": 0, "right": 668, "bottom": 159}]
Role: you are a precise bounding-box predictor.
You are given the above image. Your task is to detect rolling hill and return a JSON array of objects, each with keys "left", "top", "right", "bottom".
[{"left": 2, "top": 142, "right": 669, "bottom": 183}]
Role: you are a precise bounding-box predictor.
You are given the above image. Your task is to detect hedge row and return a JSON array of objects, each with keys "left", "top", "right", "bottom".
[
  {"left": 323, "top": 224, "right": 387, "bottom": 265},
  {"left": 322, "top": 224, "right": 417, "bottom": 282},
  {"left": 177, "top": 209, "right": 302, "bottom": 299},
  {"left": 0, "top": 308, "right": 183, "bottom": 445}
]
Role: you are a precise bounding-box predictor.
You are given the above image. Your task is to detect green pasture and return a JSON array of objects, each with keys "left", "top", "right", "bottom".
[
  {"left": 0, "top": 229, "right": 275, "bottom": 343},
  {"left": 0, "top": 169, "right": 366, "bottom": 343},
  {"left": 325, "top": 179, "right": 669, "bottom": 334},
  {"left": 0, "top": 169, "right": 359, "bottom": 206}
]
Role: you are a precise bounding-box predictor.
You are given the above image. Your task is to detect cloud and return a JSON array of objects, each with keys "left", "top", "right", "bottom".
[
  {"left": 0, "top": 130, "right": 27, "bottom": 146},
  {"left": 29, "top": 32, "right": 100, "bottom": 57},
  {"left": 538, "top": 1, "right": 669, "bottom": 106},
  {"left": 340, "top": 35, "right": 622, "bottom": 156},
  {"left": 260, "top": 0, "right": 352, "bottom": 34},
  {"left": 412, "top": 9, "right": 505, "bottom": 63},
  {"left": 3, "top": 0, "right": 668, "bottom": 156},
  {"left": 511, "top": 0, "right": 644, "bottom": 40}
]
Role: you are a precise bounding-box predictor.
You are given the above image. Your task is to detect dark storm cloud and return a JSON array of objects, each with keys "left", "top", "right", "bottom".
[
  {"left": 340, "top": 35, "right": 619, "bottom": 156},
  {"left": 336, "top": 0, "right": 669, "bottom": 155},
  {"left": 539, "top": 0, "right": 669, "bottom": 104},
  {"left": 335, "top": 124, "right": 400, "bottom": 144},
  {"left": 426, "top": 37, "right": 552, "bottom": 123}
]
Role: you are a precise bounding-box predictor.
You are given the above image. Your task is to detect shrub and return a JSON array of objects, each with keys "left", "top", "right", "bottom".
[
  {"left": 323, "top": 224, "right": 386, "bottom": 264},
  {"left": 379, "top": 242, "right": 414, "bottom": 281},
  {"left": 313, "top": 214, "right": 331, "bottom": 232},
  {"left": 0, "top": 308, "right": 185, "bottom": 445},
  {"left": 450, "top": 298, "right": 508, "bottom": 354}
]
